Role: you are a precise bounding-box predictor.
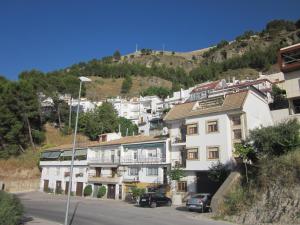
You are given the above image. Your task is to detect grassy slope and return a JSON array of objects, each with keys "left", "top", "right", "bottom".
[
  {"left": 221, "top": 150, "right": 300, "bottom": 224},
  {"left": 85, "top": 76, "right": 172, "bottom": 100},
  {"left": 0, "top": 124, "right": 89, "bottom": 180}
]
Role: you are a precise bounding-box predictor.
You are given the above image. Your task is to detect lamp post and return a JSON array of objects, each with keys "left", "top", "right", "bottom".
[{"left": 64, "top": 76, "right": 91, "bottom": 225}]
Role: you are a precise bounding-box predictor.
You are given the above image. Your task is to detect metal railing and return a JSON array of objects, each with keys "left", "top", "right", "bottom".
[
  {"left": 88, "top": 157, "right": 120, "bottom": 164},
  {"left": 121, "top": 157, "right": 166, "bottom": 164}
]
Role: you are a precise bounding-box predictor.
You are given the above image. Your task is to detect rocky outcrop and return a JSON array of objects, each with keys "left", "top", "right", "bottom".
[{"left": 228, "top": 183, "right": 300, "bottom": 225}]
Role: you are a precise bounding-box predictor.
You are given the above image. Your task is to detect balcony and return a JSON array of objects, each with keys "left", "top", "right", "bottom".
[
  {"left": 88, "top": 157, "right": 120, "bottom": 166},
  {"left": 171, "top": 137, "right": 186, "bottom": 146},
  {"left": 88, "top": 175, "right": 121, "bottom": 183},
  {"left": 121, "top": 156, "right": 166, "bottom": 164}
]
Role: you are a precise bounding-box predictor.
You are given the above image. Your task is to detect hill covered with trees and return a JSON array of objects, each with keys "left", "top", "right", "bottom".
[{"left": 0, "top": 18, "right": 300, "bottom": 159}]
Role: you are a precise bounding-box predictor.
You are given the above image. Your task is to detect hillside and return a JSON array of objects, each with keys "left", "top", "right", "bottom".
[
  {"left": 85, "top": 76, "right": 172, "bottom": 100},
  {"left": 221, "top": 150, "right": 300, "bottom": 225},
  {"left": 121, "top": 28, "right": 300, "bottom": 75},
  {"left": 0, "top": 124, "right": 89, "bottom": 182}
]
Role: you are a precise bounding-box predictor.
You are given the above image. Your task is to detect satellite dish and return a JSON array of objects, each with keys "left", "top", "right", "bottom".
[{"left": 162, "top": 127, "right": 169, "bottom": 135}]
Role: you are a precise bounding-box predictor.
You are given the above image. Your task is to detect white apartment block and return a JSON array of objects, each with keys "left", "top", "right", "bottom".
[
  {"left": 40, "top": 134, "right": 170, "bottom": 200},
  {"left": 164, "top": 88, "right": 273, "bottom": 194}
]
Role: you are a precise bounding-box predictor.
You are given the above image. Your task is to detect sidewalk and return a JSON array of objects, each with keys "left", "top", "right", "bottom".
[{"left": 22, "top": 215, "right": 62, "bottom": 225}]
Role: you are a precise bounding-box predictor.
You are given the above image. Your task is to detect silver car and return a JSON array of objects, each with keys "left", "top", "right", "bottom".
[{"left": 186, "top": 193, "right": 212, "bottom": 212}]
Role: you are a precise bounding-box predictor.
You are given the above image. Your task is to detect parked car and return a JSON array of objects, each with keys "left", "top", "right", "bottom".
[
  {"left": 139, "top": 193, "right": 172, "bottom": 208},
  {"left": 186, "top": 193, "right": 211, "bottom": 212}
]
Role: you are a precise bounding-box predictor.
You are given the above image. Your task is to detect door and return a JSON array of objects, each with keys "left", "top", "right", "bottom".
[
  {"left": 76, "top": 182, "right": 83, "bottom": 196},
  {"left": 43, "top": 180, "right": 49, "bottom": 192},
  {"left": 65, "top": 181, "right": 69, "bottom": 195},
  {"left": 93, "top": 183, "right": 102, "bottom": 197},
  {"left": 107, "top": 184, "right": 116, "bottom": 199},
  {"left": 163, "top": 167, "right": 168, "bottom": 184},
  {"left": 56, "top": 181, "right": 62, "bottom": 193},
  {"left": 96, "top": 168, "right": 101, "bottom": 177},
  {"left": 119, "top": 185, "right": 122, "bottom": 200}
]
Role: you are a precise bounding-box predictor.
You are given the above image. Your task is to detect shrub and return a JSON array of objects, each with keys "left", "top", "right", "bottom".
[
  {"left": 208, "top": 162, "right": 231, "bottom": 183},
  {"left": 0, "top": 191, "right": 24, "bottom": 225},
  {"left": 250, "top": 119, "right": 300, "bottom": 158},
  {"left": 97, "top": 186, "right": 106, "bottom": 198},
  {"left": 131, "top": 187, "right": 145, "bottom": 199},
  {"left": 84, "top": 185, "right": 92, "bottom": 197}
]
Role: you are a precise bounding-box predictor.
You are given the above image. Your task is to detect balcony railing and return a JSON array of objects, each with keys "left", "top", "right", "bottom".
[
  {"left": 88, "top": 175, "right": 121, "bottom": 183},
  {"left": 88, "top": 157, "right": 120, "bottom": 164},
  {"left": 121, "top": 157, "right": 166, "bottom": 164}
]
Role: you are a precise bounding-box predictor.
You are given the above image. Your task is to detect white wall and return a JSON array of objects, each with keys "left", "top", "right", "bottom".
[
  {"left": 243, "top": 91, "right": 273, "bottom": 133},
  {"left": 185, "top": 114, "right": 233, "bottom": 171},
  {"left": 40, "top": 165, "right": 88, "bottom": 193}
]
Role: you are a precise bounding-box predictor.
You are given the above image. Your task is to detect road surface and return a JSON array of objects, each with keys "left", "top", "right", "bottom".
[{"left": 18, "top": 192, "right": 233, "bottom": 225}]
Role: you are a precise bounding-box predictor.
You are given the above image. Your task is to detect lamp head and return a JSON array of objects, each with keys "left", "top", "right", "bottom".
[{"left": 79, "top": 76, "right": 92, "bottom": 82}]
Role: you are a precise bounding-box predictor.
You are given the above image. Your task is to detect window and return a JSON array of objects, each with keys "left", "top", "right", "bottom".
[
  {"left": 147, "top": 167, "right": 158, "bottom": 176},
  {"left": 233, "top": 129, "right": 242, "bottom": 139},
  {"left": 207, "top": 146, "right": 219, "bottom": 160},
  {"left": 128, "top": 167, "right": 138, "bottom": 176},
  {"left": 207, "top": 120, "right": 218, "bottom": 133},
  {"left": 133, "top": 151, "right": 137, "bottom": 160},
  {"left": 231, "top": 115, "right": 241, "bottom": 126},
  {"left": 187, "top": 123, "right": 198, "bottom": 135},
  {"left": 148, "top": 149, "right": 157, "bottom": 158},
  {"left": 177, "top": 181, "right": 187, "bottom": 192},
  {"left": 187, "top": 148, "right": 198, "bottom": 160}
]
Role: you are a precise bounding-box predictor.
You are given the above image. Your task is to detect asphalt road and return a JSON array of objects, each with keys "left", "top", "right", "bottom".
[{"left": 18, "top": 192, "right": 233, "bottom": 225}]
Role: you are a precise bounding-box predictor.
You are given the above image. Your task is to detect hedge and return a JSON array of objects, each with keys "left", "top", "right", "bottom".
[{"left": 0, "top": 191, "right": 23, "bottom": 225}]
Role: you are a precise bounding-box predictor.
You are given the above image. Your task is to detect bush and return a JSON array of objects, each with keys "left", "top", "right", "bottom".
[
  {"left": 97, "top": 186, "right": 106, "bottom": 198},
  {"left": 0, "top": 191, "right": 24, "bottom": 225},
  {"left": 208, "top": 162, "right": 231, "bottom": 183},
  {"left": 131, "top": 187, "right": 145, "bottom": 199},
  {"left": 84, "top": 185, "right": 92, "bottom": 197},
  {"left": 250, "top": 119, "right": 300, "bottom": 158}
]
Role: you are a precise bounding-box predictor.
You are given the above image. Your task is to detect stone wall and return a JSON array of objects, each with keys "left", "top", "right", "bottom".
[
  {"left": 211, "top": 171, "right": 241, "bottom": 213},
  {"left": 1, "top": 178, "right": 40, "bottom": 193}
]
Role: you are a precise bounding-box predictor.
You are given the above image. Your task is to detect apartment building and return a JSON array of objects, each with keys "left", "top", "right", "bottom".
[
  {"left": 164, "top": 88, "right": 273, "bottom": 194},
  {"left": 278, "top": 43, "right": 300, "bottom": 115},
  {"left": 39, "top": 134, "right": 170, "bottom": 200}
]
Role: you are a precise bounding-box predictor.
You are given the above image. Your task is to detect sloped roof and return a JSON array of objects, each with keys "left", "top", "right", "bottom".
[
  {"left": 164, "top": 90, "right": 248, "bottom": 121},
  {"left": 191, "top": 80, "right": 221, "bottom": 93},
  {"left": 44, "top": 135, "right": 165, "bottom": 151}
]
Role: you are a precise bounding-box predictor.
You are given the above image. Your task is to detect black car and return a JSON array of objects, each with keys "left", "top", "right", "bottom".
[
  {"left": 186, "top": 193, "right": 212, "bottom": 212},
  {"left": 139, "top": 193, "right": 172, "bottom": 208}
]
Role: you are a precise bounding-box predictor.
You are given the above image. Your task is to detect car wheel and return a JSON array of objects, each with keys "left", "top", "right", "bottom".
[
  {"left": 166, "top": 200, "right": 172, "bottom": 207},
  {"left": 150, "top": 202, "right": 157, "bottom": 208}
]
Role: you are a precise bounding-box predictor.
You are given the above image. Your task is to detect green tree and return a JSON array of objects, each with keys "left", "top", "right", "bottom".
[
  {"left": 118, "top": 117, "right": 138, "bottom": 136},
  {"left": 208, "top": 162, "right": 231, "bottom": 183},
  {"left": 168, "top": 166, "right": 185, "bottom": 181},
  {"left": 140, "top": 86, "right": 170, "bottom": 99},
  {"left": 79, "top": 103, "right": 119, "bottom": 140},
  {"left": 121, "top": 75, "right": 132, "bottom": 94},
  {"left": 234, "top": 143, "right": 255, "bottom": 183},
  {"left": 249, "top": 119, "right": 300, "bottom": 158}
]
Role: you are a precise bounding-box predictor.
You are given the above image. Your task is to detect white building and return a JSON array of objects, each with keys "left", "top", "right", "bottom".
[
  {"left": 164, "top": 88, "right": 273, "bottom": 194},
  {"left": 39, "top": 134, "right": 170, "bottom": 200}
]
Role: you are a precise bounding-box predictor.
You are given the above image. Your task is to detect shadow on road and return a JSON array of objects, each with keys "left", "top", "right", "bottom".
[
  {"left": 175, "top": 206, "right": 188, "bottom": 212},
  {"left": 69, "top": 201, "right": 80, "bottom": 225}
]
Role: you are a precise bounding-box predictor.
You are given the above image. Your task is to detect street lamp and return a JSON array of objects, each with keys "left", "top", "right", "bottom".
[{"left": 64, "top": 76, "right": 91, "bottom": 225}]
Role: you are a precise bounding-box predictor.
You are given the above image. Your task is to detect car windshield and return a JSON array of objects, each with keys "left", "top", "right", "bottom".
[{"left": 192, "top": 194, "right": 206, "bottom": 199}]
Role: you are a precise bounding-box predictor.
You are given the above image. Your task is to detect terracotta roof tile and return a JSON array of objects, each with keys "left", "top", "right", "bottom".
[
  {"left": 44, "top": 135, "right": 165, "bottom": 151},
  {"left": 164, "top": 90, "right": 248, "bottom": 121}
]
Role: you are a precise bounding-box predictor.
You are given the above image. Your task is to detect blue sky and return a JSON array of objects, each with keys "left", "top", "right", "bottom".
[{"left": 0, "top": 0, "right": 299, "bottom": 80}]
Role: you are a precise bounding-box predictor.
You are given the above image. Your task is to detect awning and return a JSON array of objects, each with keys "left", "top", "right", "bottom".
[
  {"left": 61, "top": 149, "right": 87, "bottom": 157},
  {"left": 41, "top": 151, "right": 61, "bottom": 159}
]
